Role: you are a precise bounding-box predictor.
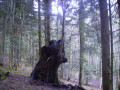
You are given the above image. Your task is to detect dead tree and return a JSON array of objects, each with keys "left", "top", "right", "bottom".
[{"left": 30, "top": 40, "right": 67, "bottom": 84}]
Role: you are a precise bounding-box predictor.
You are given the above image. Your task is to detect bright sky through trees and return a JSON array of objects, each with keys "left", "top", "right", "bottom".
[{"left": 34, "top": 0, "right": 63, "bottom": 14}]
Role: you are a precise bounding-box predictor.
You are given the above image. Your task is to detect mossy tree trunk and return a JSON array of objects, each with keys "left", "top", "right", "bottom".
[
  {"left": 78, "top": 0, "right": 85, "bottom": 87},
  {"left": 99, "top": 0, "right": 112, "bottom": 89}
]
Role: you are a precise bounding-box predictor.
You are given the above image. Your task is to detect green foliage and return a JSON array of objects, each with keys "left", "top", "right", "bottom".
[
  {"left": 0, "top": 70, "right": 9, "bottom": 81},
  {"left": 0, "top": 66, "right": 29, "bottom": 77}
]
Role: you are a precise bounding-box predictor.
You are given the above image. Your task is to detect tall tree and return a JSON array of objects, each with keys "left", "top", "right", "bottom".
[
  {"left": 44, "top": 0, "right": 51, "bottom": 46},
  {"left": 117, "top": 0, "right": 120, "bottom": 89},
  {"left": 2, "top": 0, "right": 8, "bottom": 61},
  {"left": 38, "top": 0, "right": 41, "bottom": 58},
  {"left": 9, "top": 0, "right": 15, "bottom": 69},
  {"left": 59, "top": 0, "right": 71, "bottom": 55},
  {"left": 68, "top": 36, "right": 72, "bottom": 80},
  {"left": 99, "top": 0, "right": 111, "bottom": 90},
  {"left": 58, "top": 0, "right": 71, "bottom": 78},
  {"left": 59, "top": 0, "right": 66, "bottom": 78},
  {"left": 18, "top": 0, "right": 25, "bottom": 65},
  {"left": 56, "top": 1, "right": 59, "bottom": 40},
  {"left": 108, "top": 0, "right": 113, "bottom": 89},
  {"left": 78, "top": 0, "right": 85, "bottom": 87}
]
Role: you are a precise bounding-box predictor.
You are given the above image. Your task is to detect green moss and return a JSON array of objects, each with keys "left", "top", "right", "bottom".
[
  {"left": 0, "top": 66, "right": 30, "bottom": 77},
  {"left": 58, "top": 79, "right": 62, "bottom": 84},
  {"left": 0, "top": 72, "right": 8, "bottom": 81}
]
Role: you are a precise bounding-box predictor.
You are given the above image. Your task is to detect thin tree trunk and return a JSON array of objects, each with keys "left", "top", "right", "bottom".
[
  {"left": 109, "top": 0, "right": 113, "bottom": 89},
  {"left": 46, "top": 0, "right": 50, "bottom": 43},
  {"left": 58, "top": 0, "right": 65, "bottom": 55},
  {"left": 44, "top": 16, "right": 47, "bottom": 45},
  {"left": 118, "top": 0, "right": 120, "bottom": 89},
  {"left": 58, "top": 0, "right": 66, "bottom": 78},
  {"left": 68, "top": 36, "right": 72, "bottom": 80},
  {"left": 32, "top": 42, "right": 35, "bottom": 68},
  {"left": 38, "top": 0, "right": 41, "bottom": 58},
  {"left": 61, "top": 3, "right": 65, "bottom": 45},
  {"left": 15, "top": 39, "right": 18, "bottom": 71},
  {"left": 17, "top": 34, "right": 21, "bottom": 67},
  {"left": 56, "top": 3, "right": 59, "bottom": 40},
  {"left": 29, "top": 36, "right": 32, "bottom": 64},
  {"left": 27, "top": 34, "right": 31, "bottom": 64},
  {"left": 109, "top": 0, "right": 113, "bottom": 90},
  {"left": 30, "top": 40, "right": 33, "bottom": 65},
  {"left": 78, "top": 0, "right": 84, "bottom": 87},
  {"left": 44, "top": 0, "right": 50, "bottom": 46},
  {"left": 115, "top": 59, "right": 118, "bottom": 90},
  {"left": 18, "top": 5, "right": 24, "bottom": 65},
  {"left": 118, "top": 52, "right": 120, "bottom": 89},
  {"left": 56, "top": 0, "right": 60, "bottom": 40},
  {"left": 99, "top": 0, "right": 111, "bottom": 90},
  {"left": 2, "top": 16, "right": 7, "bottom": 61}
]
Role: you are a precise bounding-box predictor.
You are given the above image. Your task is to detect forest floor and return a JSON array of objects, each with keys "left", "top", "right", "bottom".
[
  {"left": 0, "top": 67, "right": 100, "bottom": 90},
  {"left": 0, "top": 72, "right": 99, "bottom": 90},
  {"left": 60, "top": 78, "right": 99, "bottom": 90},
  {"left": 0, "top": 72, "right": 70, "bottom": 90}
]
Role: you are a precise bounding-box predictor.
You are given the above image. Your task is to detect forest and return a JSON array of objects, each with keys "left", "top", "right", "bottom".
[{"left": 0, "top": 0, "right": 120, "bottom": 90}]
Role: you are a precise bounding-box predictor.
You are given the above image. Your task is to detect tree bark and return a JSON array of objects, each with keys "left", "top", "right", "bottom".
[
  {"left": 44, "top": 0, "right": 50, "bottom": 46},
  {"left": 38, "top": 0, "right": 41, "bottom": 58},
  {"left": 99, "top": 0, "right": 111, "bottom": 90},
  {"left": 117, "top": 0, "right": 120, "bottom": 89},
  {"left": 56, "top": 1, "right": 59, "bottom": 40},
  {"left": 78, "top": 0, "right": 84, "bottom": 87},
  {"left": 68, "top": 36, "right": 72, "bottom": 80},
  {"left": 58, "top": 0, "right": 66, "bottom": 78},
  {"left": 18, "top": 3, "right": 25, "bottom": 65},
  {"left": 9, "top": 0, "right": 15, "bottom": 69},
  {"left": 30, "top": 41, "right": 68, "bottom": 84},
  {"left": 2, "top": 16, "right": 7, "bottom": 61},
  {"left": 108, "top": 0, "right": 113, "bottom": 90}
]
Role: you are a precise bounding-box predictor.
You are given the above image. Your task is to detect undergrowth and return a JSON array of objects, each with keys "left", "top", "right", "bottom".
[{"left": 0, "top": 66, "right": 30, "bottom": 77}]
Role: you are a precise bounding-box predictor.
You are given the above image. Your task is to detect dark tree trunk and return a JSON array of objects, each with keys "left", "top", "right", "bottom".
[
  {"left": 31, "top": 40, "right": 67, "bottom": 84},
  {"left": 38, "top": 0, "right": 41, "bottom": 58},
  {"left": 108, "top": 0, "right": 113, "bottom": 89},
  {"left": 44, "top": 0, "right": 50, "bottom": 46},
  {"left": 118, "top": 0, "right": 120, "bottom": 89},
  {"left": 99, "top": 0, "right": 111, "bottom": 90}
]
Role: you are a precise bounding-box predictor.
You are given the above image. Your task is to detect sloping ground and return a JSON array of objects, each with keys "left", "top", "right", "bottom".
[
  {"left": 0, "top": 66, "right": 99, "bottom": 90},
  {"left": 0, "top": 73, "right": 67, "bottom": 90},
  {"left": 60, "top": 78, "right": 99, "bottom": 90}
]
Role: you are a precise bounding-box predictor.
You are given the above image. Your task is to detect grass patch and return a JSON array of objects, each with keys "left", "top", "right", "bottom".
[
  {"left": 0, "top": 66, "right": 30, "bottom": 77},
  {"left": 0, "top": 72, "right": 7, "bottom": 81}
]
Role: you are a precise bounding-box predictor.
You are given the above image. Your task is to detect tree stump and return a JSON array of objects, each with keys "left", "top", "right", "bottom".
[{"left": 30, "top": 40, "right": 67, "bottom": 84}]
